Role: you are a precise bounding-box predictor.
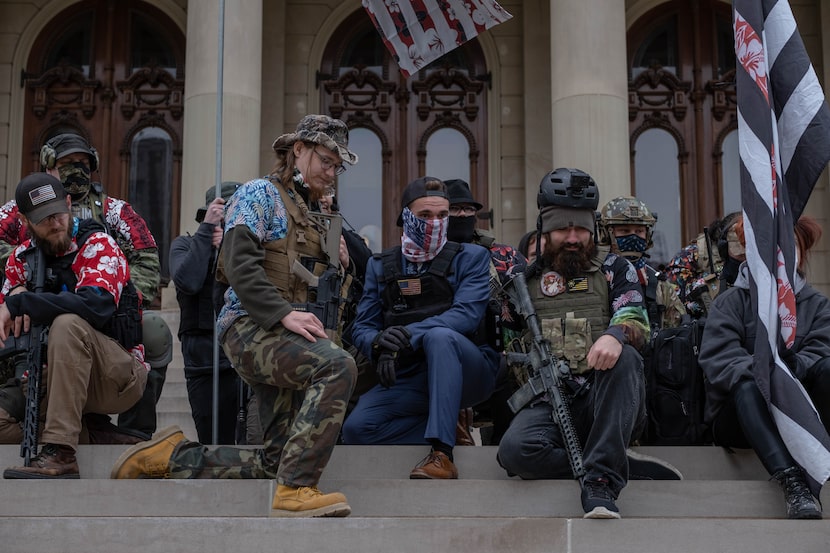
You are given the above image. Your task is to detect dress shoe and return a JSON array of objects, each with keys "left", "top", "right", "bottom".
[
  {"left": 409, "top": 450, "right": 458, "bottom": 479},
  {"left": 110, "top": 425, "right": 185, "bottom": 479},
  {"left": 271, "top": 484, "right": 351, "bottom": 517},
  {"left": 4, "top": 443, "right": 79, "bottom": 479},
  {"left": 455, "top": 407, "right": 476, "bottom": 446}
]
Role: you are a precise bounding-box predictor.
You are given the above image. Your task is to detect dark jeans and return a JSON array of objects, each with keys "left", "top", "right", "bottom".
[
  {"left": 497, "top": 345, "right": 645, "bottom": 496},
  {"left": 181, "top": 333, "right": 239, "bottom": 444},
  {"left": 117, "top": 365, "right": 167, "bottom": 437}
]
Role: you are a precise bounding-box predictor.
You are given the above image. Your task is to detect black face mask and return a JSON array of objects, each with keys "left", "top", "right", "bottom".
[
  {"left": 721, "top": 256, "right": 742, "bottom": 286},
  {"left": 447, "top": 216, "right": 476, "bottom": 243}
]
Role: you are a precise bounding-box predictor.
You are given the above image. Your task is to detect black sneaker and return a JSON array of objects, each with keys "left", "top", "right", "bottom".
[
  {"left": 627, "top": 449, "right": 683, "bottom": 480},
  {"left": 581, "top": 477, "right": 620, "bottom": 519}
]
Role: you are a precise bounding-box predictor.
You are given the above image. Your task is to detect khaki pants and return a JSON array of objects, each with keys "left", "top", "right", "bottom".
[{"left": 41, "top": 314, "right": 147, "bottom": 450}]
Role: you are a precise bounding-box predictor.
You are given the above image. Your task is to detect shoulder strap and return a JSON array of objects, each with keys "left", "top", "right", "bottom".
[
  {"left": 379, "top": 246, "right": 402, "bottom": 284},
  {"left": 75, "top": 218, "right": 108, "bottom": 249},
  {"left": 428, "top": 241, "right": 461, "bottom": 277}
]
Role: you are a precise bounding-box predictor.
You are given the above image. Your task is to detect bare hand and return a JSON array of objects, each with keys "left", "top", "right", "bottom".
[
  {"left": 0, "top": 303, "right": 12, "bottom": 346},
  {"left": 204, "top": 197, "right": 226, "bottom": 227},
  {"left": 587, "top": 334, "right": 623, "bottom": 371},
  {"left": 339, "top": 236, "right": 350, "bottom": 270},
  {"left": 7, "top": 287, "right": 29, "bottom": 337},
  {"left": 211, "top": 225, "right": 223, "bottom": 248},
  {"left": 281, "top": 310, "right": 327, "bottom": 343}
]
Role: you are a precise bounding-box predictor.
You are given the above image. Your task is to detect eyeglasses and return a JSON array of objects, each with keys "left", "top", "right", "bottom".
[
  {"left": 313, "top": 148, "right": 346, "bottom": 176},
  {"left": 449, "top": 205, "right": 477, "bottom": 216}
]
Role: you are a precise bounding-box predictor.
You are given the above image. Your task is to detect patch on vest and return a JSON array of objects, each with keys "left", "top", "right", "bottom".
[
  {"left": 540, "top": 271, "right": 566, "bottom": 297},
  {"left": 397, "top": 278, "right": 422, "bottom": 295},
  {"left": 566, "top": 277, "right": 589, "bottom": 292}
]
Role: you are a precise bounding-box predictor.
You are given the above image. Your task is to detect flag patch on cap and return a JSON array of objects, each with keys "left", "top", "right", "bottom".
[{"left": 29, "top": 185, "right": 58, "bottom": 205}]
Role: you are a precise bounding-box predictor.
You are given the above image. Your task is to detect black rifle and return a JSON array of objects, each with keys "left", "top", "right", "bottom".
[
  {"left": 503, "top": 272, "right": 586, "bottom": 480},
  {"left": 291, "top": 213, "right": 346, "bottom": 334},
  {"left": 20, "top": 247, "right": 48, "bottom": 465}
]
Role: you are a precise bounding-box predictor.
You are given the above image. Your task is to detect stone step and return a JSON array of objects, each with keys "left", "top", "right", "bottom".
[
  {"left": 0, "top": 444, "right": 767, "bottom": 481},
  {"left": 0, "top": 478, "right": 823, "bottom": 519},
  {"left": 4, "top": 517, "right": 826, "bottom": 553}
]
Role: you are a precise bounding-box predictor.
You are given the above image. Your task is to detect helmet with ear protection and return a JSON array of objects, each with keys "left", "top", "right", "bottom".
[{"left": 40, "top": 133, "right": 99, "bottom": 172}]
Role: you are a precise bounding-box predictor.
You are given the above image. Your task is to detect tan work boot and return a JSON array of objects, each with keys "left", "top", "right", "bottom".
[
  {"left": 271, "top": 484, "right": 351, "bottom": 517},
  {"left": 110, "top": 425, "right": 185, "bottom": 479}
]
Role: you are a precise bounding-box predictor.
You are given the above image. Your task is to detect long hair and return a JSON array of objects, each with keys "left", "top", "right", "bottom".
[
  {"left": 794, "top": 215, "right": 822, "bottom": 273},
  {"left": 270, "top": 144, "right": 300, "bottom": 186}
]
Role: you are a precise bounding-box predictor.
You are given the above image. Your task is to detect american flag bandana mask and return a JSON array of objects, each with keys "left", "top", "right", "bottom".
[{"left": 401, "top": 207, "right": 448, "bottom": 263}]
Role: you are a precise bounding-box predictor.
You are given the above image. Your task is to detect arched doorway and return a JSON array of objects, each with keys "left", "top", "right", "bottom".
[
  {"left": 319, "top": 9, "right": 491, "bottom": 250},
  {"left": 627, "top": 0, "right": 736, "bottom": 263},
  {"left": 21, "top": 0, "right": 185, "bottom": 281}
]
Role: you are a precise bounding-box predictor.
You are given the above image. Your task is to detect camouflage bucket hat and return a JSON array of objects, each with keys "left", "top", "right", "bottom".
[{"left": 271, "top": 114, "right": 359, "bottom": 165}]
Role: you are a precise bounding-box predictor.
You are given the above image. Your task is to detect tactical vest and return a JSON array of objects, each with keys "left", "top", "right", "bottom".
[
  {"left": 643, "top": 265, "right": 664, "bottom": 338},
  {"left": 26, "top": 218, "right": 142, "bottom": 349},
  {"left": 378, "top": 243, "right": 461, "bottom": 328}
]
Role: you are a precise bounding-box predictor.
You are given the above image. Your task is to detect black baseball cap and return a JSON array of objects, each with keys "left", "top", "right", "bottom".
[
  {"left": 16, "top": 173, "right": 69, "bottom": 224},
  {"left": 397, "top": 176, "right": 448, "bottom": 226}
]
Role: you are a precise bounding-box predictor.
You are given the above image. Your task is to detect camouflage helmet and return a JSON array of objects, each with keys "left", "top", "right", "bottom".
[{"left": 598, "top": 196, "right": 657, "bottom": 247}]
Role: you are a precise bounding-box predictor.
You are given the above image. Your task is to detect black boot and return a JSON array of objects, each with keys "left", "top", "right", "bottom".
[{"left": 772, "top": 466, "right": 822, "bottom": 519}]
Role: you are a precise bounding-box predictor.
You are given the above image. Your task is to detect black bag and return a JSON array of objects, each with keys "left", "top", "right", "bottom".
[{"left": 643, "top": 318, "right": 711, "bottom": 445}]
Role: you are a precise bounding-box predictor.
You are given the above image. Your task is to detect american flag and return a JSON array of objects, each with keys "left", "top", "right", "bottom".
[
  {"left": 734, "top": 0, "right": 830, "bottom": 496},
  {"left": 363, "top": 0, "right": 512, "bottom": 78}
]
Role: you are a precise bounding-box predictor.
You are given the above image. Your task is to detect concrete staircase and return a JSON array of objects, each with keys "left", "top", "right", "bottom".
[{"left": 0, "top": 304, "right": 828, "bottom": 553}]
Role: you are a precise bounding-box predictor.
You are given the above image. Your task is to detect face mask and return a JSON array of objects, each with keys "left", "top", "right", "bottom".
[
  {"left": 58, "top": 162, "right": 91, "bottom": 199},
  {"left": 447, "top": 215, "right": 476, "bottom": 243},
  {"left": 721, "top": 256, "right": 742, "bottom": 286},
  {"left": 400, "top": 207, "right": 448, "bottom": 263},
  {"left": 615, "top": 234, "right": 648, "bottom": 269}
]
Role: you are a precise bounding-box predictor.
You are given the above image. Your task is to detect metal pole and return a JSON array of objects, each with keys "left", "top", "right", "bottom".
[{"left": 212, "top": 0, "right": 225, "bottom": 445}]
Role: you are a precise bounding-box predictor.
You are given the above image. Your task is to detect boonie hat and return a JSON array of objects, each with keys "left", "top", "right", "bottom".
[
  {"left": 15, "top": 173, "right": 69, "bottom": 224},
  {"left": 397, "top": 176, "right": 448, "bottom": 226},
  {"left": 271, "top": 115, "right": 358, "bottom": 165}
]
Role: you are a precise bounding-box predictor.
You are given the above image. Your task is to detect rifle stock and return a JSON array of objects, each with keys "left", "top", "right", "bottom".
[
  {"left": 20, "top": 247, "right": 47, "bottom": 465},
  {"left": 504, "top": 272, "right": 586, "bottom": 480}
]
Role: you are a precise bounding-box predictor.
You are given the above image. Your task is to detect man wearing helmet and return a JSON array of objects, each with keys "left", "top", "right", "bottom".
[
  {"left": 598, "top": 197, "right": 685, "bottom": 335},
  {"left": 497, "top": 168, "right": 681, "bottom": 519},
  {"left": 0, "top": 132, "right": 170, "bottom": 441}
]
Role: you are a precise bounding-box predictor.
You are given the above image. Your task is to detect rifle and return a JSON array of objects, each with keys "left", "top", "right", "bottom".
[
  {"left": 503, "top": 272, "right": 586, "bottom": 480},
  {"left": 291, "top": 213, "right": 347, "bottom": 334},
  {"left": 20, "top": 247, "right": 48, "bottom": 465}
]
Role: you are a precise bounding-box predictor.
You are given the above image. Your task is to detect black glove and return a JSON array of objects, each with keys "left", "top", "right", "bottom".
[
  {"left": 373, "top": 326, "right": 411, "bottom": 354},
  {"left": 376, "top": 351, "right": 398, "bottom": 388}
]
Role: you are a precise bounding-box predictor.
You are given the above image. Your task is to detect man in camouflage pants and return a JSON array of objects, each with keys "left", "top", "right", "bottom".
[{"left": 112, "top": 115, "right": 359, "bottom": 518}]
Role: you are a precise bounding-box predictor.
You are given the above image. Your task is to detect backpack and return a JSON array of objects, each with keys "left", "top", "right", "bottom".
[{"left": 643, "top": 317, "right": 711, "bottom": 445}]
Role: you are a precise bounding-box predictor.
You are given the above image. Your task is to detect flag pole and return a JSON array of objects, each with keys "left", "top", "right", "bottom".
[{"left": 212, "top": 0, "right": 225, "bottom": 445}]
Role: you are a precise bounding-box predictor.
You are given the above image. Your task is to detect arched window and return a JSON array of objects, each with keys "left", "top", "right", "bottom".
[
  {"left": 426, "top": 128, "right": 470, "bottom": 184},
  {"left": 129, "top": 127, "right": 173, "bottom": 276},
  {"left": 634, "top": 129, "right": 681, "bottom": 266},
  {"left": 338, "top": 128, "right": 383, "bottom": 253}
]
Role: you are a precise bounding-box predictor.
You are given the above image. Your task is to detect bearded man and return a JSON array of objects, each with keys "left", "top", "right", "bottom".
[
  {"left": 1, "top": 173, "right": 148, "bottom": 479},
  {"left": 496, "top": 168, "right": 681, "bottom": 519}
]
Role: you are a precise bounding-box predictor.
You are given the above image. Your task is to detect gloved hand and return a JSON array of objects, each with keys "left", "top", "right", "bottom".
[
  {"left": 373, "top": 326, "right": 411, "bottom": 353},
  {"left": 376, "top": 351, "right": 398, "bottom": 388}
]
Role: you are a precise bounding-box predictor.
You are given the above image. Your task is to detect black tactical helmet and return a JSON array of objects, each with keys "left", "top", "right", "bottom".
[{"left": 537, "top": 168, "right": 599, "bottom": 210}]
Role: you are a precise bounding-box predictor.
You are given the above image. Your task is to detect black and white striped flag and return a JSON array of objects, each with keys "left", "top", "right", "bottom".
[{"left": 734, "top": 0, "right": 830, "bottom": 496}]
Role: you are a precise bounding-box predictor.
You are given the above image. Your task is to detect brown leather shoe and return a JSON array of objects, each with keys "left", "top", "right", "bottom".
[
  {"left": 3, "top": 443, "right": 79, "bottom": 479},
  {"left": 409, "top": 450, "right": 458, "bottom": 479}
]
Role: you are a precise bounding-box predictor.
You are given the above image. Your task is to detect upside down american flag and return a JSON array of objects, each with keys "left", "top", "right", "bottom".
[
  {"left": 734, "top": 0, "right": 830, "bottom": 497},
  {"left": 363, "top": 0, "right": 512, "bottom": 78}
]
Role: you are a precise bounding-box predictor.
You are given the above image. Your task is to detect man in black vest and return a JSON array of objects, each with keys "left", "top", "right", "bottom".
[{"left": 342, "top": 177, "right": 500, "bottom": 479}]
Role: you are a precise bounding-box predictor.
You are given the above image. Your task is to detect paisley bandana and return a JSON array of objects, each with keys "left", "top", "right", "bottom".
[
  {"left": 615, "top": 234, "right": 648, "bottom": 269},
  {"left": 401, "top": 207, "right": 448, "bottom": 263}
]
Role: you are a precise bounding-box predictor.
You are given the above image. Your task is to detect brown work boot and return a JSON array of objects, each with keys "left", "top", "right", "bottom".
[
  {"left": 456, "top": 407, "right": 476, "bottom": 446},
  {"left": 110, "top": 425, "right": 185, "bottom": 479},
  {"left": 3, "top": 443, "right": 79, "bottom": 479},
  {"left": 409, "top": 450, "right": 458, "bottom": 479},
  {"left": 271, "top": 484, "right": 351, "bottom": 517}
]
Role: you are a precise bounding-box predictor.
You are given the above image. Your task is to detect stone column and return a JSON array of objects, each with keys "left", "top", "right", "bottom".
[
  {"left": 550, "top": 0, "right": 630, "bottom": 201},
  {"left": 180, "top": 1, "right": 263, "bottom": 235}
]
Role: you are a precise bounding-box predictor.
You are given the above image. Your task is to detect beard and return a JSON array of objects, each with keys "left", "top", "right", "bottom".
[
  {"left": 31, "top": 224, "right": 72, "bottom": 256},
  {"left": 542, "top": 239, "right": 597, "bottom": 280}
]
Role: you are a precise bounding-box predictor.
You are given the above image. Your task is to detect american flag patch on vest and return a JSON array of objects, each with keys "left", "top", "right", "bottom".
[{"left": 398, "top": 278, "right": 422, "bottom": 295}]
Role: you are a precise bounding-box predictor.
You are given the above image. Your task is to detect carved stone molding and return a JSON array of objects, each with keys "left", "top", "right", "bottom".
[
  {"left": 116, "top": 64, "right": 184, "bottom": 120},
  {"left": 411, "top": 64, "right": 484, "bottom": 122},
  {"left": 628, "top": 63, "right": 692, "bottom": 122},
  {"left": 26, "top": 62, "right": 101, "bottom": 119},
  {"left": 323, "top": 66, "right": 398, "bottom": 122}
]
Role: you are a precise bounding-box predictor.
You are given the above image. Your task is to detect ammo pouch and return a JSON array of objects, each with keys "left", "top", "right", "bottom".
[
  {"left": 540, "top": 316, "right": 594, "bottom": 374},
  {"left": 101, "top": 280, "right": 143, "bottom": 350}
]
